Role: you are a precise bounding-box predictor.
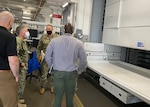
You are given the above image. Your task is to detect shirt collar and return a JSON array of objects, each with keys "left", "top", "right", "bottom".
[
  {"left": 0, "top": 26, "right": 7, "bottom": 31},
  {"left": 64, "top": 33, "right": 72, "bottom": 36}
]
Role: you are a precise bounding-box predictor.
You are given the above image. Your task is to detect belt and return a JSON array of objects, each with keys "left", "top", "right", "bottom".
[
  {"left": 53, "top": 70, "right": 76, "bottom": 72},
  {"left": 0, "top": 70, "right": 11, "bottom": 72}
]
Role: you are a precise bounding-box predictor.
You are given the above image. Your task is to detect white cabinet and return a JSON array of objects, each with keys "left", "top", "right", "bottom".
[
  {"left": 120, "top": 0, "right": 150, "bottom": 27},
  {"left": 100, "top": 76, "right": 112, "bottom": 92},
  {"left": 102, "top": 0, "right": 150, "bottom": 50},
  {"left": 99, "top": 76, "right": 141, "bottom": 104}
]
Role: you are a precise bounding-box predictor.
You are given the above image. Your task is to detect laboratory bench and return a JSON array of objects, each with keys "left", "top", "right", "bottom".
[{"left": 84, "top": 60, "right": 150, "bottom": 106}]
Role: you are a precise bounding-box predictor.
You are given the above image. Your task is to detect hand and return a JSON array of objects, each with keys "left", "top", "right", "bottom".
[
  {"left": 21, "top": 63, "right": 25, "bottom": 68},
  {"left": 38, "top": 56, "right": 42, "bottom": 62},
  {"left": 15, "top": 76, "right": 19, "bottom": 82}
]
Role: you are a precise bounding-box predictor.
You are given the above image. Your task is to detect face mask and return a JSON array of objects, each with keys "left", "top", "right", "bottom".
[
  {"left": 25, "top": 32, "right": 30, "bottom": 39},
  {"left": 9, "top": 27, "right": 12, "bottom": 31},
  {"left": 8, "top": 22, "right": 12, "bottom": 31},
  {"left": 47, "top": 31, "right": 52, "bottom": 35}
]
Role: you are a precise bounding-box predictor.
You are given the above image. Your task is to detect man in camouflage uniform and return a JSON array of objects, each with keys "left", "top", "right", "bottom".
[
  {"left": 36, "top": 24, "right": 58, "bottom": 94},
  {"left": 16, "top": 24, "right": 30, "bottom": 106}
]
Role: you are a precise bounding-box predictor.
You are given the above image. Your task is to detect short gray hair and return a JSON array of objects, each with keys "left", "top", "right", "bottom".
[{"left": 16, "top": 24, "right": 27, "bottom": 35}]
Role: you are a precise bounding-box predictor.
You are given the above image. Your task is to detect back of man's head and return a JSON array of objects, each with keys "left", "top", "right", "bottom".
[
  {"left": 0, "top": 11, "right": 14, "bottom": 29},
  {"left": 64, "top": 23, "right": 73, "bottom": 34},
  {"left": 0, "top": 11, "right": 14, "bottom": 22}
]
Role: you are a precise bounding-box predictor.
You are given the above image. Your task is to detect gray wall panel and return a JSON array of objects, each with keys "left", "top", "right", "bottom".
[{"left": 89, "top": 0, "right": 105, "bottom": 43}]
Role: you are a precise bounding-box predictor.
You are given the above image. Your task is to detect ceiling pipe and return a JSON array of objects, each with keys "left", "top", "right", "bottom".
[{"left": 33, "top": 0, "right": 45, "bottom": 21}]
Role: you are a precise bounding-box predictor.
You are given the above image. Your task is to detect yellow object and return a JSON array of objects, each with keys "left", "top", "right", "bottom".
[
  {"left": 50, "top": 86, "right": 54, "bottom": 94},
  {"left": 18, "top": 103, "right": 27, "bottom": 107},
  {"left": 39, "top": 88, "right": 45, "bottom": 94},
  {"left": 18, "top": 99, "right": 25, "bottom": 104},
  {"left": 74, "top": 93, "right": 84, "bottom": 107}
]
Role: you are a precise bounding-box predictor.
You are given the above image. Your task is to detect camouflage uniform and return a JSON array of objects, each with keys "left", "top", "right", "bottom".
[
  {"left": 16, "top": 36, "right": 28, "bottom": 99},
  {"left": 36, "top": 33, "right": 57, "bottom": 88}
]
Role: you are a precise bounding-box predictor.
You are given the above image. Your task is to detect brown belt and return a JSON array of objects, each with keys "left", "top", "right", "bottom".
[{"left": 0, "top": 70, "right": 11, "bottom": 72}]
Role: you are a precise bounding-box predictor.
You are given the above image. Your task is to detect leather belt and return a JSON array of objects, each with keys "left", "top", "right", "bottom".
[{"left": 0, "top": 70, "right": 11, "bottom": 72}]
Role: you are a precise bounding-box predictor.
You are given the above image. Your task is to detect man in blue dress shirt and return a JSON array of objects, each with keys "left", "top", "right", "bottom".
[{"left": 45, "top": 23, "right": 87, "bottom": 107}]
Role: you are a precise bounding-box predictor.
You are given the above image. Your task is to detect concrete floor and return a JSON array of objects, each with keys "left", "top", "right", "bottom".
[
  {"left": 0, "top": 72, "right": 150, "bottom": 107},
  {"left": 24, "top": 74, "right": 119, "bottom": 107},
  {"left": 24, "top": 73, "right": 79, "bottom": 107}
]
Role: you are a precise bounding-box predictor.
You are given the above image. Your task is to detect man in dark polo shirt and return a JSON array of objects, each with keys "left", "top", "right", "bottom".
[{"left": 0, "top": 11, "right": 19, "bottom": 107}]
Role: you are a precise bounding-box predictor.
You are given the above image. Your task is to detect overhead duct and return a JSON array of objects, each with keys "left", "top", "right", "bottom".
[{"left": 33, "top": 0, "right": 46, "bottom": 21}]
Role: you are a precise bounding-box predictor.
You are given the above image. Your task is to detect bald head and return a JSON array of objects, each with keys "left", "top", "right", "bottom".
[{"left": 0, "top": 11, "right": 14, "bottom": 30}]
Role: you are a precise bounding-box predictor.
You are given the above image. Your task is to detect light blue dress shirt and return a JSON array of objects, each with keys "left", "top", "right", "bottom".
[{"left": 45, "top": 33, "right": 87, "bottom": 74}]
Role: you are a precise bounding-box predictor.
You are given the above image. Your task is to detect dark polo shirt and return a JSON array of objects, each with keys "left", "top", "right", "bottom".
[{"left": 0, "top": 26, "right": 17, "bottom": 70}]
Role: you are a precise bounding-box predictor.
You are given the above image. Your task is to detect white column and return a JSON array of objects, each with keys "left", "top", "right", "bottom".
[{"left": 75, "top": 0, "right": 93, "bottom": 36}]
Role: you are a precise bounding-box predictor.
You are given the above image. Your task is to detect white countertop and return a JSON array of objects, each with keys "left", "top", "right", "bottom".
[{"left": 87, "top": 60, "right": 150, "bottom": 105}]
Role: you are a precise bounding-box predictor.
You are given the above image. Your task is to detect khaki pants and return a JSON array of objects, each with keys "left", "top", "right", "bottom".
[{"left": 0, "top": 71, "right": 18, "bottom": 107}]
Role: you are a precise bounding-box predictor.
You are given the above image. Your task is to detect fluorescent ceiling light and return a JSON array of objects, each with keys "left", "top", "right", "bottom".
[
  {"left": 22, "top": 16, "right": 31, "bottom": 20},
  {"left": 62, "top": 2, "right": 69, "bottom": 8},
  {"left": 23, "top": 11, "right": 31, "bottom": 15},
  {"left": 49, "top": 14, "right": 53, "bottom": 17}
]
